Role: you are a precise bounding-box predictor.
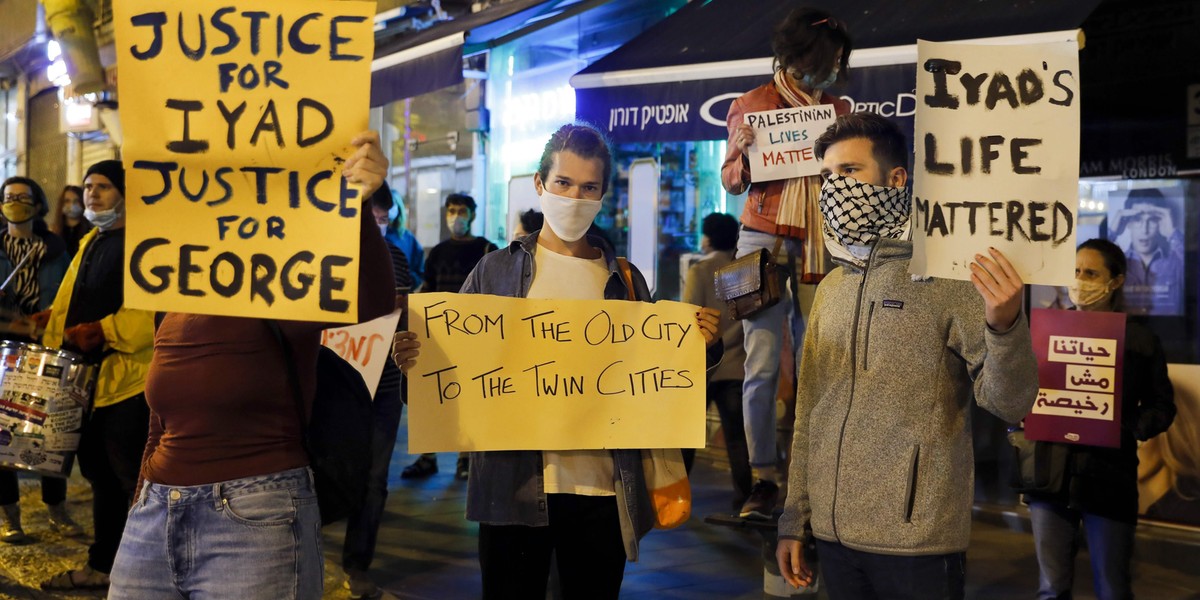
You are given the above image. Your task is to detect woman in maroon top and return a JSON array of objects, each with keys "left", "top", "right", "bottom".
[{"left": 108, "top": 131, "right": 397, "bottom": 600}]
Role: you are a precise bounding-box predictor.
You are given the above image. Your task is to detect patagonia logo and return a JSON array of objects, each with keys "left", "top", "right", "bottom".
[{"left": 881, "top": 300, "right": 904, "bottom": 310}]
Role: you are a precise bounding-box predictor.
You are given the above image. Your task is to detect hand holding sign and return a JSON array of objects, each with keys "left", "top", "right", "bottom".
[
  {"left": 342, "top": 131, "right": 388, "bottom": 200},
  {"left": 969, "top": 247, "right": 1024, "bottom": 331},
  {"left": 696, "top": 306, "right": 721, "bottom": 347},
  {"left": 392, "top": 330, "right": 420, "bottom": 374},
  {"left": 731, "top": 124, "right": 756, "bottom": 157}
]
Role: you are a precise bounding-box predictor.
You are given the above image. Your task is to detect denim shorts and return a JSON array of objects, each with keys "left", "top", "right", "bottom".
[{"left": 109, "top": 467, "right": 323, "bottom": 599}]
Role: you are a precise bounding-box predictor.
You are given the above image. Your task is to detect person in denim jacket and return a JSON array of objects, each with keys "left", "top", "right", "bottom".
[{"left": 393, "top": 123, "right": 723, "bottom": 599}]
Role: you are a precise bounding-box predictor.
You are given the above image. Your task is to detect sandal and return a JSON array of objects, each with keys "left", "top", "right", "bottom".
[
  {"left": 400, "top": 455, "right": 438, "bottom": 479},
  {"left": 41, "top": 567, "right": 110, "bottom": 591}
]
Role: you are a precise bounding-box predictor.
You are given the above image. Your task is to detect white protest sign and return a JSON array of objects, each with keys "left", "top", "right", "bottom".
[
  {"left": 321, "top": 309, "right": 402, "bottom": 397},
  {"left": 407, "top": 293, "right": 708, "bottom": 453},
  {"left": 746, "top": 105, "right": 837, "bottom": 182},
  {"left": 911, "top": 39, "right": 1080, "bottom": 285}
]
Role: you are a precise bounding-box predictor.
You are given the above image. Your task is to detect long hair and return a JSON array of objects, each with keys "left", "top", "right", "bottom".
[{"left": 1077, "top": 238, "right": 1127, "bottom": 313}]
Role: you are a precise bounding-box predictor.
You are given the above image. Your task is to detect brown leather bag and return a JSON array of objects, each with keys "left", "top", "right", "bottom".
[{"left": 713, "top": 237, "right": 783, "bottom": 320}]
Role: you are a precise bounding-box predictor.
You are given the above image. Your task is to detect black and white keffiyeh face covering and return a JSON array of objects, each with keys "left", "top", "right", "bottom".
[{"left": 818, "top": 173, "right": 911, "bottom": 248}]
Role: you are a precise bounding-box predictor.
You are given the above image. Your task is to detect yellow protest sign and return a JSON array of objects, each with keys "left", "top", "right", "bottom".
[
  {"left": 115, "top": 0, "right": 377, "bottom": 322},
  {"left": 408, "top": 293, "right": 708, "bottom": 453}
]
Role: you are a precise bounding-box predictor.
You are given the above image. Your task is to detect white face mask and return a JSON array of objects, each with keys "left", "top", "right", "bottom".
[
  {"left": 1068, "top": 278, "right": 1114, "bottom": 308},
  {"left": 448, "top": 215, "right": 470, "bottom": 237},
  {"left": 63, "top": 203, "right": 84, "bottom": 219},
  {"left": 539, "top": 190, "right": 602, "bottom": 243},
  {"left": 85, "top": 198, "right": 124, "bottom": 230}
]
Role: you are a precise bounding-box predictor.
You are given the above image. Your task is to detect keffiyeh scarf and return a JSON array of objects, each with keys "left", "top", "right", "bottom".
[{"left": 818, "top": 173, "right": 911, "bottom": 268}]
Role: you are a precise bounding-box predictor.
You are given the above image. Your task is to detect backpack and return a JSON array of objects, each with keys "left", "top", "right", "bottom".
[{"left": 267, "top": 321, "right": 373, "bottom": 525}]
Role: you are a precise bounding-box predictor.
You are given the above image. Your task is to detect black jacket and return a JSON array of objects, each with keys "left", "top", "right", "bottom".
[{"left": 1027, "top": 318, "right": 1176, "bottom": 522}]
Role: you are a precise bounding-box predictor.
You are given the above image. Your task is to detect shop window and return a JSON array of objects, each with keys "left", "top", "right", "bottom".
[{"left": 606, "top": 140, "right": 742, "bottom": 301}]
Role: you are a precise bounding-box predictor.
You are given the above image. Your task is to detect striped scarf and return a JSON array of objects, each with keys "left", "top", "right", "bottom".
[{"left": 772, "top": 69, "right": 832, "bottom": 282}]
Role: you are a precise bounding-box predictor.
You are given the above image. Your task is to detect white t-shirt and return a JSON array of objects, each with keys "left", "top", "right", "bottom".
[{"left": 528, "top": 243, "right": 616, "bottom": 496}]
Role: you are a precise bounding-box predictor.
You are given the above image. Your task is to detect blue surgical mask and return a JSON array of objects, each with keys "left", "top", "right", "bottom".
[{"left": 804, "top": 68, "right": 839, "bottom": 90}]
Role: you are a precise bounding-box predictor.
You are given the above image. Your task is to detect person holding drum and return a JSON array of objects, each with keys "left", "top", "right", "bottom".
[
  {"left": 34, "top": 160, "right": 155, "bottom": 592},
  {"left": 0, "top": 176, "right": 75, "bottom": 543}
]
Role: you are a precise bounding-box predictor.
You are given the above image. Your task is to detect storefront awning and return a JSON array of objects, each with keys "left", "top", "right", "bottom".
[
  {"left": 370, "top": 0, "right": 591, "bottom": 106},
  {"left": 571, "top": 0, "right": 1102, "bottom": 143},
  {"left": 371, "top": 32, "right": 465, "bottom": 107}
]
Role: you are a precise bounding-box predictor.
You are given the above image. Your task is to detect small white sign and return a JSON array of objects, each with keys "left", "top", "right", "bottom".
[
  {"left": 745, "top": 105, "right": 837, "bottom": 182},
  {"left": 321, "top": 308, "right": 403, "bottom": 398}
]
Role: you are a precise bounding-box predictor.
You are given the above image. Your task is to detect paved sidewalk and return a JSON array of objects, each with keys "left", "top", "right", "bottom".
[
  {"left": 1, "top": 411, "right": 1198, "bottom": 598},
  {"left": 320, "top": 433, "right": 1200, "bottom": 600}
]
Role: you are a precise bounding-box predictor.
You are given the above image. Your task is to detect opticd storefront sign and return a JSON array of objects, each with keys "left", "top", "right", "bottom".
[{"left": 574, "top": 63, "right": 917, "bottom": 144}]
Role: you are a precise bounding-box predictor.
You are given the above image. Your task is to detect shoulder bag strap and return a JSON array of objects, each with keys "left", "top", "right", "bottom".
[
  {"left": 616, "top": 257, "right": 637, "bottom": 301},
  {"left": 769, "top": 236, "right": 784, "bottom": 266}
]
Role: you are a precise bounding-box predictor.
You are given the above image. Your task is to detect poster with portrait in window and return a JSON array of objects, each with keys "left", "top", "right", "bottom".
[{"left": 1105, "top": 187, "right": 1186, "bottom": 316}]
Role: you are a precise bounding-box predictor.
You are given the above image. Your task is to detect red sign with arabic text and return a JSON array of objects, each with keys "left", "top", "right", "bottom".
[{"left": 1026, "top": 308, "right": 1126, "bottom": 448}]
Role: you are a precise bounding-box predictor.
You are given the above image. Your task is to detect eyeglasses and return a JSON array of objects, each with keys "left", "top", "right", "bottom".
[
  {"left": 810, "top": 17, "right": 840, "bottom": 30},
  {"left": 2, "top": 194, "right": 34, "bottom": 204}
]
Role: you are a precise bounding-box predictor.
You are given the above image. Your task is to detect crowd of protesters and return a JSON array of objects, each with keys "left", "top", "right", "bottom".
[{"left": 0, "top": 5, "right": 1188, "bottom": 600}]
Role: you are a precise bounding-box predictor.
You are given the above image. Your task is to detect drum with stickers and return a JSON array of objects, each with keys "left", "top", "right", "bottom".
[{"left": 0, "top": 341, "right": 97, "bottom": 477}]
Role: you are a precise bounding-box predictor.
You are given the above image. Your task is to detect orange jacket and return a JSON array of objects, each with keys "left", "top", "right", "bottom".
[{"left": 721, "top": 82, "right": 852, "bottom": 238}]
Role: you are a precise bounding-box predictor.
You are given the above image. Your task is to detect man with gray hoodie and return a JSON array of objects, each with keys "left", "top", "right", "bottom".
[{"left": 775, "top": 112, "right": 1038, "bottom": 599}]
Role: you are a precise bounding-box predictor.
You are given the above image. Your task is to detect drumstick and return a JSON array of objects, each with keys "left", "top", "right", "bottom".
[{"left": 0, "top": 252, "right": 31, "bottom": 293}]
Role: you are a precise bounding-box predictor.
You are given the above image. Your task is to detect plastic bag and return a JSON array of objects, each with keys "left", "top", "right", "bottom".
[{"left": 641, "top": 448, "right": 691, "bottom": 529}]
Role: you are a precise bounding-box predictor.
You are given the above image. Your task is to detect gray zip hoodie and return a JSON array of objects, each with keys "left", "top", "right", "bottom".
[{"left": 778, "top": 237, "right": 1037, "bottom": 555}]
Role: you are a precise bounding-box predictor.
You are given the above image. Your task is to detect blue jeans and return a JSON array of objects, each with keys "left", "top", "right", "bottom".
[
  {"left": 1029, "top": 500, "right": 1134, "bottom": 600},
  {"left": 815, "top": 539, "right": 965, "bottom": 600},
  {"left": 736, "top": 228, "right": 799, "bottom": 468},
  {"left": 109, "top": 467, "right": 323, "bottom": 599}
]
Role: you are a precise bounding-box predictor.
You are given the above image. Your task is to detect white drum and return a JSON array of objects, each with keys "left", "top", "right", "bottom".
[{"left": 0, "top": 341, "right": 97, "bottom": 478}]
